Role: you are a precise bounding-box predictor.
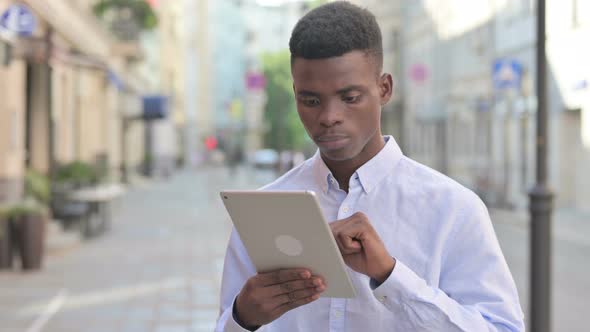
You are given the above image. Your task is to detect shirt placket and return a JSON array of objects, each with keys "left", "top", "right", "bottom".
[
  {"left": 329, "top": 298, "right": 346, "bottom": 332},
  {"left": 329, "top": 179, "right": 360, "bottom": 332}
]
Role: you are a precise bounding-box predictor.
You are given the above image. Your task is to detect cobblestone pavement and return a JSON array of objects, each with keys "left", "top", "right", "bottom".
[{"left": 1, "top": 166, "right": 588, "bottom": 331}]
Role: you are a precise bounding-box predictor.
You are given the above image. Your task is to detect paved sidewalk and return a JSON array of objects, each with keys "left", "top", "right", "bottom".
[
  {"left": 0, "top": 165, "right": 588, "bottom": 331},
  {"left": 0, "top": 166, "right": 275, "bottom": 332},
  {"left": 490, "top": 207, "right": 590, "bottom": 332},
  {"left": 491, "top": 207, "right": 590, "bottom": 248}
]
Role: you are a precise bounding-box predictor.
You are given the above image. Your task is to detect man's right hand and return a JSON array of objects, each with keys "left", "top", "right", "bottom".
[{"left": 234, "top": 268, "right": 326, "bottom": 328}]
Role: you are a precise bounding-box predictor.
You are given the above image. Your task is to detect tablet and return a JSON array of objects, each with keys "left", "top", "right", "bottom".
[{"left": 220, "top": 190, "right": 356, "bottom": 298}]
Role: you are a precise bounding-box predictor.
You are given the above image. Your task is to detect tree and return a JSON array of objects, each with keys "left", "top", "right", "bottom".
[
  {"left": 305, "top": 0, "right": 328, "bottom": 10},
  {"left": 93, "top": 0, "right": 158, "bottom": 40},
  {"left": 260, "top": 51, "right": 309, "bottom": 151}
]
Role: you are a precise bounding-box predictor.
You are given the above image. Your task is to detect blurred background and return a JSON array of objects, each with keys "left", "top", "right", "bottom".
[{"left": 0, "top": 0, "right": 588, "bottom": 331}]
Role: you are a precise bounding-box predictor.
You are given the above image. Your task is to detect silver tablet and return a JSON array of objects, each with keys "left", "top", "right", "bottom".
[{"left": 220, "top": 190, "right": 356, "bottom": 298}]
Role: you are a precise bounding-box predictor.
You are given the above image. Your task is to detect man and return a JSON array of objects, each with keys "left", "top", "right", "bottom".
[{"left": 216, "top": 2, "right": 524, "bottom": 331}]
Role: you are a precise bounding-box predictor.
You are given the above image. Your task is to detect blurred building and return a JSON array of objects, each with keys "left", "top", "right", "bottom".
[
  {"left": 238, "top": 0, "right": 307, "bottom": 154},
  {"left": 0, "top": 0, "right": 150, "bottom": 204},
  {"left": 150, "top": 0, "right": 213, "bottom": 169},
  {"left": 149, "top": 1, "right": 183, "bottom": 174},
  {"left": 184, "top": 0, "right": 213, "bottom": 166},
  {"left": 211, "top": 0, "right": 247, "bottom": 152},
  {"left": 0, "top": 0, "right": 26, "bottom": 202},
  {"left": 353, "top": 0, "right": 590, "bottom": 211}
]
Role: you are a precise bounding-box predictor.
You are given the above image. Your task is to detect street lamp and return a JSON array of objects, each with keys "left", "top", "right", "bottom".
[{"left": 529, "top": 0, "right": 554, "bottom": 331}]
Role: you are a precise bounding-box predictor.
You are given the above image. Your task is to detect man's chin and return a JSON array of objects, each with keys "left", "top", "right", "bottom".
[{"left": 319, "top": 148, "right": 354, "bottom": 162}]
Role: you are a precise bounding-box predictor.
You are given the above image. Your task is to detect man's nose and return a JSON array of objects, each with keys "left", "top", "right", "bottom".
[{"left": 318, "top": 101, "right": 343, "bottom": 127}]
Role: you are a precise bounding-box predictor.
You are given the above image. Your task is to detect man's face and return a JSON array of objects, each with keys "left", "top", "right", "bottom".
[{"left": 291, "top": 50, "right": 392, "bottom": 163}]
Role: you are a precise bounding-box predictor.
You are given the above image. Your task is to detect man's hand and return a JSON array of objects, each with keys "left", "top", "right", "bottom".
[
  {"left": 235, "top": 269, "right": 326, "bottom": 328},
  {"left": 330, "top": 212, "right": 396, "bottom": 283}
]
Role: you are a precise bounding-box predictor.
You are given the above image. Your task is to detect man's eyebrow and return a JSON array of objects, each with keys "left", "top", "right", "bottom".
[
  {"left": 336, "top": 85, "right": 365, "bottom": 94},
  {"left": 297, "top": 90, "right": 320, "bottom": 97},
  {"left": 296, "top": 85, "right": 365, "bottom": 97}
]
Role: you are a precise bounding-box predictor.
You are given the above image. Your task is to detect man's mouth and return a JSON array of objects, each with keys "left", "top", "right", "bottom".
[{"left": 316, "top": 135, "right": 350, "bottom": 149}]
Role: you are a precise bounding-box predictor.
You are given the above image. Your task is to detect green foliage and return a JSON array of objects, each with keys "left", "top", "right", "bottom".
[
  {"left": 93, "top": 0, "right": 158, "bottom": 30},
  {"left": 54, "top": 161, "right": 100, "bottom": 185},
  {"left": 305, "top": 0, "right": 329, "bottom": 10},
  {"left": 261, "top": 51, "right": 309, "bottom": 151},
  {"left": 285, "top": 106, "right": 310, "bottom": 151},
  {"left": 0, "top": 205, "right": 9, "bottom": 239},
  {"left": 0, "top": 200, "right": 48, "bottom": 221},
  {"left": 24, "top": 169, "right": 50, "bottom": 205}
]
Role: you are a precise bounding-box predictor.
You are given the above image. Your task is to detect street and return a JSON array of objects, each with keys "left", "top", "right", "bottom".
[
  {"left": 1, "top": 166, "right": 588, "bottom": 332},
  {"left": 491, "top": 208, "right": 590, "bottom": 332}
]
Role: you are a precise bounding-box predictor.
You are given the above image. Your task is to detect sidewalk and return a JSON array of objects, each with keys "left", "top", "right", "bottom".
[
  {"left": 489, "top": 206, "right": 590, "bottom": 332},
  {"left": 0, "top": 166, "right": 587, "bottom": 331},
  {"left": 490, "top": 207, "right": 590, "bottom": 248},
  {"left": 0, "top": 166, "right": 275, "bottom": 332}
]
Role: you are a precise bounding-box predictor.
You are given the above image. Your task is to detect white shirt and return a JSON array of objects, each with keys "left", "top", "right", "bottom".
[{"left": 216, "top": 136, "right": 524, "bottom": 332}]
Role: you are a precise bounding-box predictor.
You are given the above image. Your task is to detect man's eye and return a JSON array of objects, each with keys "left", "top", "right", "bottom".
[
  {"left": 343, "top": 95, "right": 361, "bottom": 103},
  {"left": 302, "top": 98, "right": 320, "bottom": 106}
]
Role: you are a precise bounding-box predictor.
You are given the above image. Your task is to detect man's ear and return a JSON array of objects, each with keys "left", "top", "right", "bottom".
[{"left": 379, "top": 73, "right": 393, "bottom": 106}]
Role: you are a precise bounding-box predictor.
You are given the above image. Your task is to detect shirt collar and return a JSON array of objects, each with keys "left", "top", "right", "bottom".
[
  {"left": 312, "top": 149, "right": 333, "bottom": 194},
  {"left": 355, "top": 135, "right": 403, "bottom": 193},
  {"left": 312, "top": 135, "right": 404, "bottom": 194}
]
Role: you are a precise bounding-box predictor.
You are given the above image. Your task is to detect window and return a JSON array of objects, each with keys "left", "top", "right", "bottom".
[
  {"left": 573, "top": 0, "right": 590, "bottom": 27},
  {"left": 507, "top": 0, "right": 535, "bottom": 18}
]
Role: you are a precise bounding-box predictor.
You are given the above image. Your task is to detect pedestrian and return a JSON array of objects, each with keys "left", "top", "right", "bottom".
[
  {"left": 216, "top": 2, "right": 524, "bottom": 331},
  {"left": 227, "top": 140, "right": 244, "bottom": 176}
]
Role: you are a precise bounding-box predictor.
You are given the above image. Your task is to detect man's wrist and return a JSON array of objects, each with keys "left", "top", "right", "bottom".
[
  {"left": 232, "top": 298, "right": 261, "bottom": 331},
  {"left": 372, "top": 257, "right": 396, "bottom": 284}
]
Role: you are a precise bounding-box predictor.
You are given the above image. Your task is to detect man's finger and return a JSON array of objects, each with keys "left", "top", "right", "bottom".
[
  {"left": 334, "top": 232, "right": 363, "bottom": 254},
  {"left": 257, "top": 269, "right": 311, "bottom": 287},
  {"left": 269, "top": 278, "right": 322, "bottom": 297},
  {"left": 330, "top": 212, "right": 371, "bottom": 236},
  {"left": 340, "top": 233, "right": 363, "bottom": 249},
  {"left": 275, "top": 283, "right": 324, "bottom": 305},
  {"left": 329, "top": 214, "right": 354, "bottom": 229},
  {"left": 272, "top": 292, "right": 322, "bottom": 317}
]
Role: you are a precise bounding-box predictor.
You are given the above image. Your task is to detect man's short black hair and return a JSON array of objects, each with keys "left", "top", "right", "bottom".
[{"left": 289, "top": 1, "right": 383, "bottom": 72}]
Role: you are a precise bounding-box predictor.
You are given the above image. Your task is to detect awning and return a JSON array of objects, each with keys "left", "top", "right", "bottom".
[{"left": 142, "top": 95, "right": 170, "bottom": 120}]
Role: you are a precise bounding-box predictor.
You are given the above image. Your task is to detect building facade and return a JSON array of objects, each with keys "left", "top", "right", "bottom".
[
  {"left": 0, "top": 0, "right": 148, "bottom": 204},
  {"left": 354, "top": 0, "right": 590, "bottom": 211}
]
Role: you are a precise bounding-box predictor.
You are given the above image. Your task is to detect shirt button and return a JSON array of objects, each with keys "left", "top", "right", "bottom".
[
  {"left": 334, "top": 310, "right": 342, "bottom": 318},
  {"left": 342, "top": 206, "right": 349, "bottom": 214},
  {"left": 378, "top": 295, "right": 387, "bottom": 303}
]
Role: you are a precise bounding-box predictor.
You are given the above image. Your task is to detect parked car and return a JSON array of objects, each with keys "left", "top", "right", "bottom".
[{"left": 252, "top": 149, "right": 279, "bottom": 169}]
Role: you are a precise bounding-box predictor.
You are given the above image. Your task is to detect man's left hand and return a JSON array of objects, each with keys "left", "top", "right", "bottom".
[{"left": 330, "top": 212, "right": 396, "bottom": 283}]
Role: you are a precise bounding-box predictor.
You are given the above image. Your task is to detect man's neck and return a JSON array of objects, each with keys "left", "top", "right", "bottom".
[
  {"left": 328, "top": 163, "right": 357, "bottom": 193},
  {"left": 322, "top": 136, "right": 386, "bottom": 193}
]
